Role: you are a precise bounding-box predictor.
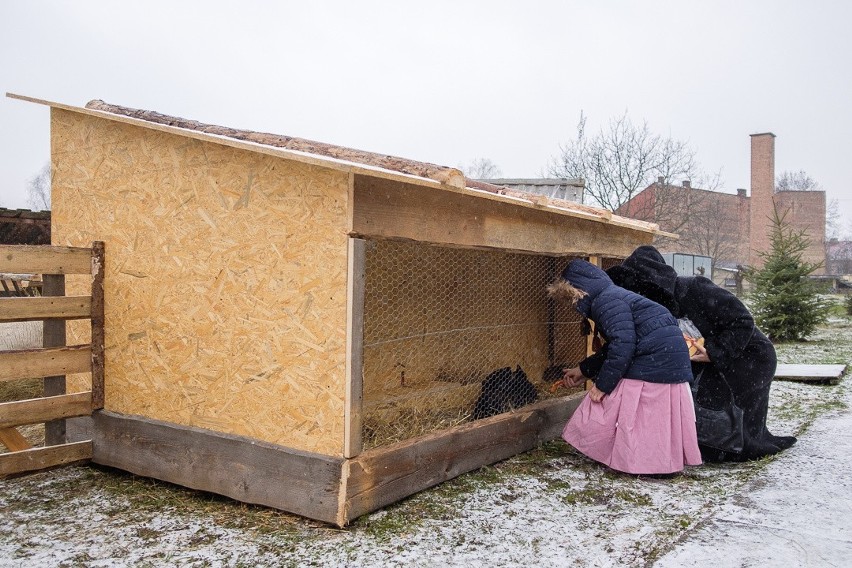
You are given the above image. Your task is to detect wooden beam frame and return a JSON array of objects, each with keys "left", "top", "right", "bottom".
[
  {"left": 90, "top": 411, "right": 345, "bottom": 525},
  {"left": 43, "top": 274, "right": 68, "bottom": 446},
  {"left": 352, "top": 176, "right": 653, "bottom": 257},
  {"left": 0, "top": 296, "right": 91, "bottom": 322},
  {"left": 0, "top": 392, "right": 93, "bottom": 429},
  {"left": 0, "top": 441, "right": 92, "bottom": 476},
  {"left": 0, "top": 346, "right": 92, "bottom": 383},
  {"left": 342, "top": 393, "right": 583, "bottom": 523},
  {"left": 344, "top": 238, "right": 365, "bottom": 458},
  {"left": 86, "top": 392, "right": 582, "bottom": 526},
  {"left": 0, "top": 244, "right": 93, "bottom": 275},
  {"left": 90, "top": 241, "right": 106, "bottom": 409}
]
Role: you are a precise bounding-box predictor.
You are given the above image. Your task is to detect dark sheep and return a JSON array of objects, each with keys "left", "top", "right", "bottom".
[{"left": 472, "top": 366, "right": 538, "bottom": 420}]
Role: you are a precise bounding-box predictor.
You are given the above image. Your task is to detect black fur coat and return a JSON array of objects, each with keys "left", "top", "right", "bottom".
[{"left": 607, "top": 246, "right": 795, "bottom": 461}]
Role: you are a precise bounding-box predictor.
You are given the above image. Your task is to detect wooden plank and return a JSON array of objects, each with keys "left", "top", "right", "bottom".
[
  {"left": 0, "top": 345, "right": 91, "bottom": 383},
  {"left": 343, "top": 393, "right": 583, "bottom": 523},
  {"left": 91, "top": 410, "right": 345, "bottom": 525},
  {"left": 0, "top": 440, "right": 92, "bottom": 476},
  {"left": 0, "top": 295, "right": 91, "bottom": 322},
  {"left": 84, "top": 99, "right": 466, "bottom": 189},
  {"left": 344, "top": 238, "right": 365, "bottom": 458},
  {"left": 42, "top": 274, "right": 67, "bottom": 445},
  {"left": 0, "top": 391, "right": 93, "bottom": 429},
  {"left": 90, "top": 242, "right": 105, "bottom": 409},
  {"left": 0, "top": 245, "right": 93, "bottom": 275},
  {"left": 775, "top": 363, "right": 847, "bottom": 384},
  {"left": 352, "top": 176, "right": 653, "bottom": 257},
  {"left": 0, "top": 427, "right": 32, "bottom": 451}
]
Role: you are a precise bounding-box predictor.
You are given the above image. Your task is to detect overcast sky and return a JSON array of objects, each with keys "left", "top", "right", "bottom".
[{"left": 2, "top": 1, "right": 851, "bottom": 237}]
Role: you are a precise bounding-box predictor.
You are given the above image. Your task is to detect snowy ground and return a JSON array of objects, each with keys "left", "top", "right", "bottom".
[{"left": 1, "top": 317, "right": 850, "bottom": 567}]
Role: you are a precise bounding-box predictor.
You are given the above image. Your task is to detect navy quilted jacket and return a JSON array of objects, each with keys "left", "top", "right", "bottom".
[{"left": 563, "top": 259, "right": 693, "bottom": 393}]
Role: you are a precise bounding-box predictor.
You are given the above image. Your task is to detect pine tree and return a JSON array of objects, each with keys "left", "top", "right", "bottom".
[{"left": 748, "top": 204, "right": 830, "bottom": 341}]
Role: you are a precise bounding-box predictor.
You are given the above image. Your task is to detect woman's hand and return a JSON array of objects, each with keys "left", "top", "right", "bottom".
[
  {"left": 549, "top": 366, "right": 586, "bottom": 393},
  {"left": 588, "top": 385, "right": 606, "bottom": 403},
  {"left": 562, "top": 366, "right": 585, "bottom": 386},
  {"left": 690, "top": 342, "right": 711, "bottom": 363}
]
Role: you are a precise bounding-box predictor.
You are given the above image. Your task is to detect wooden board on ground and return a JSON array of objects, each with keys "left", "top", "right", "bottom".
[{"left": 775, "top": 364, "right": 847, "bottom": 384}]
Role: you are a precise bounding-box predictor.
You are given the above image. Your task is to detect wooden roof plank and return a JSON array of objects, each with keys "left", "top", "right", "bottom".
[{"left": 7, "top": 92, "right": 671, "bottom": 238}]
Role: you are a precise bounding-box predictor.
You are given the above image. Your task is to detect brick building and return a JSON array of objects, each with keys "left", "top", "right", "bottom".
[{"left": 616, "top": 133, "right": 826, "bottom": 277}]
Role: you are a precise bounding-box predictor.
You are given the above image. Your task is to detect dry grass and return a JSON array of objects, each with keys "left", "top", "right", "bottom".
[
  {"left": 362, "top": 407, "right": 473, "bottom": 449},
  {"left": 0, "top": 321, "right": 46, "bottom": 452},
  {"left": 362, "top": 383, "right": 582, "bottom": 449}
]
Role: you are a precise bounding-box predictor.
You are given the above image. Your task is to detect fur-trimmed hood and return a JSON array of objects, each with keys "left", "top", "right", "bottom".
[{"left": 560, "top": 259, "right": 613, "bottom": 316}]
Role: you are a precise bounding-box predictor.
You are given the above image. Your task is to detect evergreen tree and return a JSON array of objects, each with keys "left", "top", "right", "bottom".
[{"left": 748, "top": 204, "right": 830, "bottom": 341}]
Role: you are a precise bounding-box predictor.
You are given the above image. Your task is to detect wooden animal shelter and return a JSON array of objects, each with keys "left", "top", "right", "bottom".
[{"left": 7, "top": 93, "right": 666, "bottom": 526}]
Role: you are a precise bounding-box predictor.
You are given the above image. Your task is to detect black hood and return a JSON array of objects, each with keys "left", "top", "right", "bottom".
[{"left": 606, "top": 245, "right": 680, "bottom": 314}]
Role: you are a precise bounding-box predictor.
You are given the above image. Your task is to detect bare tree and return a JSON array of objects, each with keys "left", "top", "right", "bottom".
[
  {"left": 826, "top": 198, "right": 840, "bottom": 240},
  {"left": 676, "top": 193, "right": 742, "bottom": 271},
  {"left": 776, "top": 169, "right": 821, "bottom": 192},
  {"left": 547, "top": 111, "right": 714, "bottom": 213},
  {"left": 27, "top": 163, "right": 51, "bottom": 211},
  {"left": 826, "top": 240, "right": 852, "bottom": 275},
  {"left": 459, "top": 158, "right": 502, "bottom": 180}
]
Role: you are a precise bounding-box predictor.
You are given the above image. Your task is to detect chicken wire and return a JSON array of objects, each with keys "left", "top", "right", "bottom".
[{"left": 361, "top": 239, "right": 588, "bottom": 449}]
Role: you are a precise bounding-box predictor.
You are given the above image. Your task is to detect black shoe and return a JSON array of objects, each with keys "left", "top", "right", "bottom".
[
  {"left": 699, "top": 445, "right": 730, "bottom": 463},
  {"left": 740, "top": 439, "right": 786, "bottom": 461},
  {"left": 770, "top": 435, "right": 797, "bottom": 451}
]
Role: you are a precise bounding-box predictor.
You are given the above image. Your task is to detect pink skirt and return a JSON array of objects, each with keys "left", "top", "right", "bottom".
[{"left": 562, "top": 378, "right": 702, "bottom": 475}]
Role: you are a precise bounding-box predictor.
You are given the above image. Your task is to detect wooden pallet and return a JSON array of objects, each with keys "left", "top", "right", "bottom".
[{"left": 775, "top": 364, "right": 847, "bottom": 384}]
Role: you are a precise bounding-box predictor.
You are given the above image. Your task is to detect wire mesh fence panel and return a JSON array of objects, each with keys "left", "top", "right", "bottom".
[
  {"left": 361, "top": 239, "right": 588, "bottom": 449},
  {"left": 601, "top": 256, "right": 624, "bottom": 271}
]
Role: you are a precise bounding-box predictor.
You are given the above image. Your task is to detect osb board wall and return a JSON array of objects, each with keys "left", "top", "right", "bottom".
[
  {"left": 50, "top": 108, "right": 350, "bottom": 456},
  {"left": 361, "top": 240, "right": 585, "bottom": 444}
]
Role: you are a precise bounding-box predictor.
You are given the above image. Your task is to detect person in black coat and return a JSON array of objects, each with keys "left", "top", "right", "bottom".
[{"left": 606, "top": 245, "right": 797, "bottom": 462}]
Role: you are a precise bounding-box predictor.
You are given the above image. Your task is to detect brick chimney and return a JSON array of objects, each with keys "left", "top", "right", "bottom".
[{"left": 748, "top": 132, "right": 776, "bottom": 267}]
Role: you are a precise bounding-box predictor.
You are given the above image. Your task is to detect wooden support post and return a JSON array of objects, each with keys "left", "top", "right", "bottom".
[
  {"left": 546, "top": 257, "right": 557, "bottom": 366},
  {"left": 90, "top": 242, "right": 105, "bottom": 409},
  {"left": 42, "top": 274, "right": 67, "bottom": 446},
  {"left": 584, "top": 255, "right": 601, "bottom": 391},
  {"left": 344, "top": 238, "right": 365, "bottom": 458}
]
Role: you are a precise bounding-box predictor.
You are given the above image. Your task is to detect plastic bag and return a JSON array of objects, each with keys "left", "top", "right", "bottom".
[{"left": 678, "top": 317, "right": 704, "bottom": 357}]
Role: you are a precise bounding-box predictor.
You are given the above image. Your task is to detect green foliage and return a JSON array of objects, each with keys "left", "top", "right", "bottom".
[{"left": 747, "top": 205, "right": 830, "bottom": 341}]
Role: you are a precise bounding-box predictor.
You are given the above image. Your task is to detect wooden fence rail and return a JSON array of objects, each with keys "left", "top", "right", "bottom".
[{"left": 0, "top": 242, "right": 104, "bottom": 476}]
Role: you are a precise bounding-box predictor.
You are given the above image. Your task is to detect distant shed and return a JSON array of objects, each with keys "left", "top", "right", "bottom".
[
  {"left": 9, "top": 93, "right": 667, "bottom": 526},
  {"left": 0, "top": 207, "right": 50, "bottom": 245}
]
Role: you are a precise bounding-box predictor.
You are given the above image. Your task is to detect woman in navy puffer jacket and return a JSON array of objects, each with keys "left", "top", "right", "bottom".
[{"left": 549, "top": 259, "right": 701, "bottom": 475}]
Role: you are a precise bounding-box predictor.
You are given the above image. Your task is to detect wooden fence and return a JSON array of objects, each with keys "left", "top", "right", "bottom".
[
  {"left": 0, "top": 275, "right": 42, "bottom": 297},
  {"left": 0, "top": 243, "right": 104, "bottom": 476}
]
